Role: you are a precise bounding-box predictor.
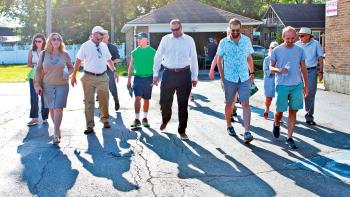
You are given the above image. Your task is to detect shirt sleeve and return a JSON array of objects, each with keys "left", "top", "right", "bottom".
[
  {"left": 76, "top": 43, "right": 85, "bottom": 60},
  {"left": 247, "top": 38, "right": 254, "bottom": 55},
  {"left": 216, "top": 40, "right": 225, "bottom": 57},
  {"left": 271, "top": 49, "right": 277, "bottom": 62},
  {"left": 153, "top": 37, "right": 166, "bottom": 78},
  {"left": 104, "top": 44, "right": 112, "bottom": 61},
  {"left": 315, "top": 41, "right": 324, "bottom": 57},
  {"left": 189, "top": 37, "right": 198, "bottom": 81}
]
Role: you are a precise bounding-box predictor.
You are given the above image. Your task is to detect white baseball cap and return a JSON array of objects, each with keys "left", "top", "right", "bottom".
[{"left": 91, "top": 26, "right": 107, "bottom": 34}]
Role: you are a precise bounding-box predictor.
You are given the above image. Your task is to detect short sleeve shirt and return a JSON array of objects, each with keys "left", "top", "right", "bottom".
[
  {"left": 217, "top": 34, "right": 254, "bottom": 83},
  {"left": 295, "top": 39, "right": 323, "bottom": 68},
  {"left": 271, "top": 44, "right": 306, "bottom": 86},
  {"left": 76, "top": 40, "right": 112, "bottom": 73}
]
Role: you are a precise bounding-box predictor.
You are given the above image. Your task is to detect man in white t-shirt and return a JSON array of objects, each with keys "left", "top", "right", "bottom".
[{"left": 71, "top": 26, "right": 117, "bottom": 134}]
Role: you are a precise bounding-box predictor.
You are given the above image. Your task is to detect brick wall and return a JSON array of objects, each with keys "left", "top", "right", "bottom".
[{"left": 324, "top": 0, "right": 350, "bottom": 94}]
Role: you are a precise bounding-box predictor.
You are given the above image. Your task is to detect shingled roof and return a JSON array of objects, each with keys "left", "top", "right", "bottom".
[
  {"left": 127, "top": 0, "right": 261, "bottom": 25},
  {"left": 270, "top": 4, "right": 325, "bottom": 28}
]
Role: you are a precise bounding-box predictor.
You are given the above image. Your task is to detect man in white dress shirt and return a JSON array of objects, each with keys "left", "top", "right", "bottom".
[
  {"left": 71, "top": 26, "right": 117, "bottom": 134},
  {"left": 153, "top": 19, "right": 199, "bottom": 140}
]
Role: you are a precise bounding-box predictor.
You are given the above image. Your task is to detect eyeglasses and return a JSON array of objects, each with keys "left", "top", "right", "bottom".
[
  {"left": 299, "top": 35, "right": 305, "bottom": 38},
  {"left": 231, "top": 29, "right": 240, "bottom": 33},
  {"left": 52, "top": 37, "right": 61, "bottom": 42},
  {"left": 171, "top": 27, "right": 181, "bottom": 32},
  {"left": 98, "top": 32, "right": 104, "bottom": 36},
  {"left": 96, "top": 45, "right": 102, "bottom": 58},
  {"left": 35, "top": 40, "right": 43, "bottom": 43}
]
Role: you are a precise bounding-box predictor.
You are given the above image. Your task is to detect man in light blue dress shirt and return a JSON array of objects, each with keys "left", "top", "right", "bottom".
[
  {"left": 296, "top": 27, "right": 324, "bottom": 126},
  {"left": 217, "top": 18, "right": 255, "bottom": 143}
]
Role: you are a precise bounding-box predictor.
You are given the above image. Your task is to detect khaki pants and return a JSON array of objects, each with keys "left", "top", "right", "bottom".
[{"left": 81, "top": 73, "right": 109, "bottom": 129}]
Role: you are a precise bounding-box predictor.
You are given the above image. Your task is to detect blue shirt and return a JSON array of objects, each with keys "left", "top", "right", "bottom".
[
  {"left": 217, "top": 34, "right": 254, "bottom": 83},
  {"left": 295, "top": 39, "right": 323, "bottom": 68},
  {"left": 271, "top": 44, "right": 306, "bottom": 86},
  {"left": 263, "top": 56, "right": 273, "bottom": 78}
]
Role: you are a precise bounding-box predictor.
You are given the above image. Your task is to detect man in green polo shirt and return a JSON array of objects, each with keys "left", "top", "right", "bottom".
[{"left": 127, "top": 32, "right": 156, "bottom": 128}]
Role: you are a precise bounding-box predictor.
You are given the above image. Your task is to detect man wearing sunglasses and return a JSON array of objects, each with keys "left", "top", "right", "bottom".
[
  {"left": 217, "top": 19, "right": 255, "bottom": 143},
  {"left": 153, "top": 19, "right": 198, "bottom": 140},
  {"left": 295, "top": 27, "right": 324, "bottom": 126},
  {"left": 71, "top": 26, "right": 117, "bottom": 134}
]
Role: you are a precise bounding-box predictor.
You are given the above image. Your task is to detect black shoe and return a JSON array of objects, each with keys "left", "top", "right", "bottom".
[
  {"left": 115, "top": 102, "right": 120, "bottom": 111},
  {"left": 160, "top": 122, "right": 167, "bottom": 130},
  {"left": 232, "top": 111, "right": 237, "bottom": 117},
  {"left": 84, "top": 128, "right": 95, "bottom": 135},
  {"left": 306, "top": 120, "right": 317, "bottom": 125},
  {"left": 273, "top": 123, "right": 280, "bottom": 138},
  {"left": 230, "top": 116, "right": 236, "bottom": 122},
  {"left": 227, "top": 126, "right": 237, "bottom": 136},
  {"left": 286, "top": 138, "right": 297, "bottom": 149}
]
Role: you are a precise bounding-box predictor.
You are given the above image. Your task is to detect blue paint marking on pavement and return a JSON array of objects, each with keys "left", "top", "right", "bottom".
[{"left": 289, "top": 149, "right": 350, "bottom": 183}]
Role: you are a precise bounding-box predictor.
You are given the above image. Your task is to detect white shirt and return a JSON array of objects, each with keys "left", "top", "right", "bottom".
[
  {"left": 153, "top": 33, "right": 198, "bottom": 81},
  {"left": 76, "top": 40, "right": 112, "bottom": 73}
]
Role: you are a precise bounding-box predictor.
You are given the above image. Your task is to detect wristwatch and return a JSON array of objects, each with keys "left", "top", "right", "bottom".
[{"left": 250, "top": 72, "right": 255, "bottom": 75}]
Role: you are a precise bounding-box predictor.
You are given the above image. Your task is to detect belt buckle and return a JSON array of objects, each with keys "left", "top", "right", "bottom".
[{"left": 174, "top": 68, "right": 180, "bottom": 72}]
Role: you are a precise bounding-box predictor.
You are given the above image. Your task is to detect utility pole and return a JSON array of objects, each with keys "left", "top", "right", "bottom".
[
  {"left": 46, "top": 0, "right": 52, "bottom": 36},
  {"left": 110, "top": 0, "right": 115, "bottom": 43}
]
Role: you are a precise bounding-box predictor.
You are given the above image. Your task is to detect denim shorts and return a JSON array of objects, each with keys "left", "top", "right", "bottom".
[
  {"left": 133, "top": 76, "right": 153, "bottom": 99},
  {"left": 223, "top": 79, "right": 250, "bottom": 104},
  {"left": 276, "top": 83, "right": 304, "bottom": 112}
]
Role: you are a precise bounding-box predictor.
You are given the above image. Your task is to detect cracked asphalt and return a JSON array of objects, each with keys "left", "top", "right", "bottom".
[{"left": 0, "top": 74, "right": 349, "bottom": 196}]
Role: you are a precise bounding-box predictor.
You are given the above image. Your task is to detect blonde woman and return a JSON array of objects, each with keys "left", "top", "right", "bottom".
[
  {"left": 34, "top": 33, "right": 73, "bottom": 144},
  {"left": 27, "top": 33, "right": 49, "bottom": 126}
]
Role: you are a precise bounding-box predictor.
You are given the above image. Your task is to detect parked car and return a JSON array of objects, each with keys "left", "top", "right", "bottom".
[{"left": 252, "top": 45, "right": 267, "bottom": 69}]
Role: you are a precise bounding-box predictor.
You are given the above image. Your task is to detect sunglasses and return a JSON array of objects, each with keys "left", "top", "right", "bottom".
[
  {"left": 52, "top": 37, "right": 61, "bottom": 42},
  {"left": 35, "top": 40, "right": 43, "bottom": 43},
  {"left": 96, "top": 45, "right": 102, "bottom": 58},
  {"left": 171, "top": 27, "right": 181, "bottom": 32},
  {"left": 231, "top": 29, "right": 240, "bottom": 33},
  {"left": 98, "top": 32, "right": 104, "bottom": 36}
]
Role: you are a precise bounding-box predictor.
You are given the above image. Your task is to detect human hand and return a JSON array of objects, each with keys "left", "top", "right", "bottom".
[
  {"left": 153, "top": 77, "right": 159, "bottom": 86},
  {"left": 209, "top": 69, "right": 215, "bottom": 80},
  {"left": 35, "top": 86, "right": 42, "bottom": 96},
  {"left": 192, "top": 81, "right": 198, "bottom": 87},
  {"left": 71, "top": 75, "right": 77, "bottom": 87}
]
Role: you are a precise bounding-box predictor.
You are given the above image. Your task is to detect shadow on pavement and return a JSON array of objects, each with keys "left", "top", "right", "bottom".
[
  {"left": 138, "top": 127, "right": 276, "bottom": 196},
  {"left": 189, "top": 101, "right": 225, "bottom": 120},
  {"left": 17, "top": 124, "right": 78, "bottom": 197},
  {"left": 74, "top": 112, "right": 139, "bottom": 191},
  {"left": 248, "top": 125, "right": 350, "bottom": 196}
]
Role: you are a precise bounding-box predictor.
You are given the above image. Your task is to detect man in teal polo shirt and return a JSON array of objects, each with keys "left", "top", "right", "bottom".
[
  {"left": 296, "top": 27, "right": 324, "bottom": 126},
  {"left": 127, "top": 32, "right": 156, "bottom": 128}
]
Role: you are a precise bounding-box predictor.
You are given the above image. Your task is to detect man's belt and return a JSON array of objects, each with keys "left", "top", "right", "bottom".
[
  {"left": 164, "top": 66, "right": 190, "bottom": 72},
  {"left": 84, "top": 70, "right": 106, "bottom": 76},
  {"left": 307, "top": 67, "right": 317, "bottom": 70}
]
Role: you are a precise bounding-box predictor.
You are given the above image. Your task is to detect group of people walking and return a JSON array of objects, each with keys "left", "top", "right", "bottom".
[{"left": 27, "top": 18, "right": 323, "bottom": 149}]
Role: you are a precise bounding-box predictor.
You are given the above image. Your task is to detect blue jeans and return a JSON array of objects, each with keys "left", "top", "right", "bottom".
[
  {"left": 107, "top": 68, "right": 119, "bottom": 104},
  {"left": 29, "top": 79, "right": 49, "bottom": 119}
]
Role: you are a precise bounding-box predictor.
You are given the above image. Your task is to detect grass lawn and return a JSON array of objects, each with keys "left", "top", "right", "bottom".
[
  {"left": 0, "top": 64, "right": 129, "bottom": 83},
  {"left": 0, "top": 65, "right": 31, "bottom": 83}
]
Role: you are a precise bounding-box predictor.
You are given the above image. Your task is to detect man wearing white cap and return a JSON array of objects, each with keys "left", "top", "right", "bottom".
[
  {"left": 71, "top": 26, "right": 117, "bottom": 134},
  {"left": 296, "top": 27, "right": 324, "bottom": 126}
]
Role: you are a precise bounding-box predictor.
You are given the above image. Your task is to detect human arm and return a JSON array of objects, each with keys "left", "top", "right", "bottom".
[
  {"left": 71, "top": 58, "right": 82, "bottom": 87},
  {"left": 300, "top": 60, "right": 309, "bottom": 98},
  {"left": 247, "top": 55, "right": 254, "bottom": 81},
  {"left": 27, "top": 50, "right": 33, "bottom": 67},
  {"left": 190, "top": 38, "right": 199, "bottom": 87},
  {"left": 153, "top": 38, "right": 165, "bottom": 86},
  {"left": 127, "top": 56, "right": 134, "bottom": 89},
  {"left": 209, "top": 55, "right": 218, "bottom": 80}
]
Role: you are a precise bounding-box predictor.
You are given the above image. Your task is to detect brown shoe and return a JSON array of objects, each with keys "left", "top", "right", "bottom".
[
  {"left": 103, "top": 122, "right": 111, "bottom": 128},
  {"left": 160, "top": 122, "right": 167, "bottom": 130},
  {"left": 179, "top": 133, "right": 189, "bottom": 140}
]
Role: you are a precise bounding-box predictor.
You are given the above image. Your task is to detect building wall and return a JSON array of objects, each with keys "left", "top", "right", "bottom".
[{"left": 325, "top": 0, "right": 350, "bottom": 94}]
